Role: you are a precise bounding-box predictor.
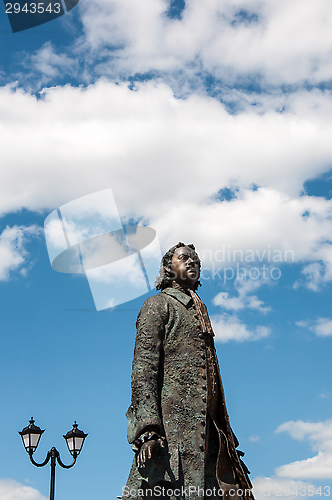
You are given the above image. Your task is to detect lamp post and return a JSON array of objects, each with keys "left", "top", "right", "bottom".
[{"left": 19, "top": 418, "right": 88, "bottom": 500}]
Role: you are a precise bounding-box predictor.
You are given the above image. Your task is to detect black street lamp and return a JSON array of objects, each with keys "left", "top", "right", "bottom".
[{"left": 19, "top": 418, "right": 88, "bottom": 500}]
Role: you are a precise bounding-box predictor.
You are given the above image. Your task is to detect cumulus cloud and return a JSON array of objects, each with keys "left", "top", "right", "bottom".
[
  {"left": 250, "top": 420, "right": 332, "bottom": 495},
  {"left": 275, "top": 419, "right": 332, "bottom": 479},
  {"left": 276, "top": 452, "right": 332, "bottom": 480},
  {"left": 1, "top": 82, "right": 332, "bottom": 289},
  {"left": 213, "top": 278, "right": 271, "bottom": 314},
  {"left": 12, "top": 0, "right": 332, "bottom": 92},
  {"left": 248, "top": 435, "right": 260, "bottom": 443},
  {"left": 296, "top": 318, "right": 332, "bottom": 337},
  {"left": 252, "top": 476, "right": 315, "bottom": 500},
  {"left": 211, "top": 313, "right": 271, "bottom": 343},
  {"left": 154, "top": 188, "right": 332, "bottom": 289},
  {"left": 0, "top": 225, "right": 40, "bottom": 281},
  {"left": 2, "top": 82, "right": 332, "bottom": 213},
  {"left": 0, "top": 479, "right": 47, "bottom": 500},
  {"left": 294, "top": 262, "right": 326, "bottom": 292},
  {"left": 310, "top": 318, "right": 332, "bottom": 337},
  {"left": 68, "top": 0, "right": 332, "bottom": 88},
  {"left": 209, "top": 271, "right": 272, "bottom": 343},
  {"left": 25, "top": 42, "right": 78, "bottom": 86},
  {"left": 213, "top": 292, "right": 245, "bottom": 311},
  {"left": 1, "top": 82, "right": 332, "bottom": 244},
  {"left": 210, "top": 277, "right": 272, "bottom": 342}
]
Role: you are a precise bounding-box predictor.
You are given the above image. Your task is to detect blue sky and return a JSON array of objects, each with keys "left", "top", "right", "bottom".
[{"left": 1, "top": 1, "right": 332, "bottom": 499}]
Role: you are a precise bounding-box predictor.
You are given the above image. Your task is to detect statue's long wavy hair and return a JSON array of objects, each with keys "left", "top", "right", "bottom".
[{"left": 155, "top": 242, "right": 202, "bottom": 291}]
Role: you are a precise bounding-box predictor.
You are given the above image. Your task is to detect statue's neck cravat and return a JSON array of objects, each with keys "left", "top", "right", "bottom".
[{"left": 188, "top": 289, "right": 215, "bottom": 337}]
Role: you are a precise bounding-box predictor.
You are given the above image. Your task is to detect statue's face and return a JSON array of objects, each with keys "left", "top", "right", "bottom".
[{"left": 171, "top": 246, "right": 200, "bottom": 287}]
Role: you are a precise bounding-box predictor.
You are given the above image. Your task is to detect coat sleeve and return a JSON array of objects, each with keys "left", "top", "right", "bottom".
[{"left": 126, "top": 295, "right": 168, "bottom": 444}]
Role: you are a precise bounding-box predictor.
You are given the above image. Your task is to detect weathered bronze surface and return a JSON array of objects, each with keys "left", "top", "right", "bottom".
[{"left": 124, "top": 243, "right": 254, "bottom": 500}]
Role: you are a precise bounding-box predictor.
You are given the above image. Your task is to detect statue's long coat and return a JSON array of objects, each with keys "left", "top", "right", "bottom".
[{"left": 125, "top": 288, "right": 253, "bottom": 499}]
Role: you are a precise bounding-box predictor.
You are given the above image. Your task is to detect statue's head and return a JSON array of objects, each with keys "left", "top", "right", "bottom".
[{"left": 155, "top": 242, "right": 201, "bottom": 290}]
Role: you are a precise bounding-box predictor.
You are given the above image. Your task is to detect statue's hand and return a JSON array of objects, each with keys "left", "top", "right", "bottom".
[{"left": 137, "top": 438, "right": 165, "bottom": 469}]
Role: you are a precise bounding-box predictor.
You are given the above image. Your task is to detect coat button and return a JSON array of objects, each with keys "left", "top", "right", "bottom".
[
  {"left": 201, "top": 421, "right": 206, "bottom": 426},
  {"left": 202, "top": 385, "right": 206, "bottom": 390},
  {"left": 202, "top": 397, "right": 206, "bottom": 403},
  {"left": 146, "top": 394, "right": 150, "bottom": 399},
  {"left": 202, "top": 374, "right": 206, "bottom": 380},
  {"left": 198, "top": 333, "right": 204, "bottom": 339},
  {"left": 199, "top": 445, "right": 204, "bottom": 452},
  {"left": 201, "top": 432, "right": 206, "bottom": 439}
]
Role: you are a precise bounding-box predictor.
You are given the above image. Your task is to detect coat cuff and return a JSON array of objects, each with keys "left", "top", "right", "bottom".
[{"left": 131, "top": 431, "right": 165, "bottom": 453}]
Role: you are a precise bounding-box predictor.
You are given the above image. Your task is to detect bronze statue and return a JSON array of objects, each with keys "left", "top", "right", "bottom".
[{"left": 123, "top": 243, "right": 254, "bottom": 500}]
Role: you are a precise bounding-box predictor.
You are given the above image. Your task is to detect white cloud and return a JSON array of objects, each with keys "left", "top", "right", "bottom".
[
  {"left": 294, "top": 262, "right": 326, "bottom": 292},
  {"left": 71, "top": 0, "right": 332, "bottom": 88},
  {"left": 1, "top": 82, "right": 332, "bottom": 214},
  {"left": 0, "top": 226, "right": 40, "bottom": 281},
  {"left": 1, "top": 82, "right": 332, "bottom": 289},
  {"left": 311, "top": 318, "right": 332, "bottom": 337},
  {"left": 213, "top": 292, "right": 244, "bottom": 311},
  {"left": 213, "top": 278, "right": 271, "bottom": 313},
  {"left": 26, "top": 42, "right": 77, "bottom": 85},
  {"left": 211, "top": 313, "right": 271, "bottom": 342},
  {"left": 0, "top": 479, "right": 47, "bottom": 500},
  {"left": 249, "top": 435, "right": 260, "bottom": 442},
  {"left": 252, "top": 476, "right": 315, "bottom": 500},
  {"left": 211, "top": 275, "right": 271, "bottom": 342},
  {"left": 295, "top": 320, "right": 308, "bottom": 328},
  {"left": 276, "top": 452, "right": 332, "bottom": 480},
  {"left": 276, "top": 420, "right": 332, "bottom": 451},
  {"left": 296, "top": 318, "right": 332, "bottom": 337},
  {"left": 251, "top": 420, "right": 332, "bottom": 491},
  {"left": 86, "top": 252, "right": 146, "bottom": 285},
  {"left": 153, "top": 188, "right": 332, "bottom": 288},
  {"left": 275, "top": 419, "right": 332, "bottom": 479}
]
